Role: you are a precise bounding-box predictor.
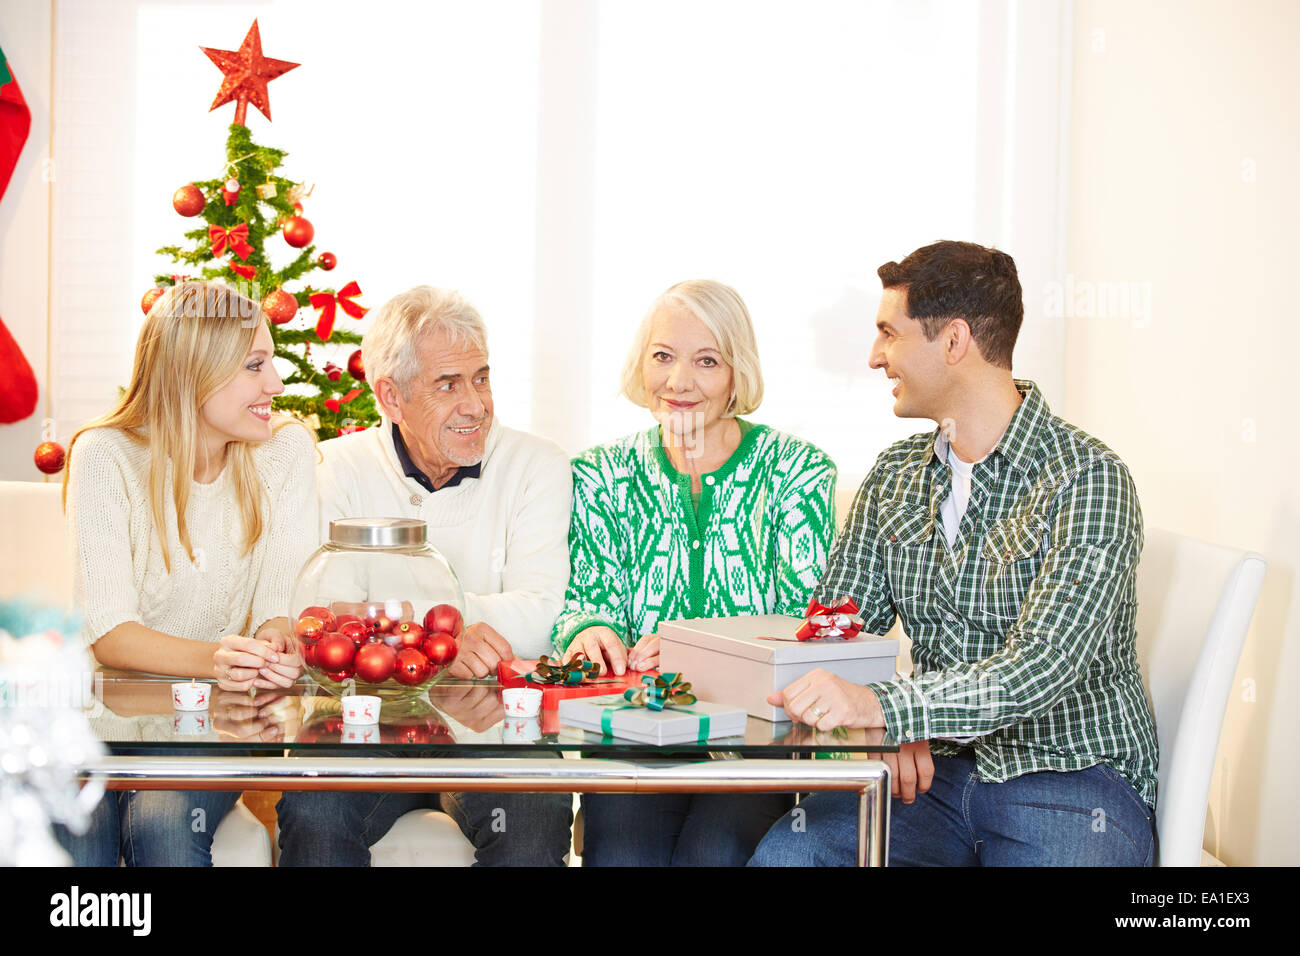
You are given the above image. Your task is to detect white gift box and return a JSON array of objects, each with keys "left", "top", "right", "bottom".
[
  {"left": 658, "top": 614, "right": 899, "bottom": 721},
  {"left": 558, "top": 693, "right": 747, "bottom": 745}
]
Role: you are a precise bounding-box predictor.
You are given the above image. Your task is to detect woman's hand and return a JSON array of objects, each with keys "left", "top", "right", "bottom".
[
  {"left": 214, "top": 633, "right": 294, "bottom": 691},
  {"left": 563, "top": 625, "right": 629, "bottom": 676},
  {"left": 255, "top": 624, "right": 304, "bottom": 687},
  {"left": 626, "top": 633, "right": 660, "bottom": 672}
]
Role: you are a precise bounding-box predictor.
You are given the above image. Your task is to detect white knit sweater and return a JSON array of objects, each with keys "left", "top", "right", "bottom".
[
  {"left": 315, "top": 419, "right": 573, "bottom": 659},
  {"left": 67, "top": 423, "right": 319, "bottom": 648}
]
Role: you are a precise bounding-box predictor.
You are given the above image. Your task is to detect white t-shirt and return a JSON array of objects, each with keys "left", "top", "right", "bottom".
[{"left": 939, "top": 443, "right": 985, "bottom": 548}]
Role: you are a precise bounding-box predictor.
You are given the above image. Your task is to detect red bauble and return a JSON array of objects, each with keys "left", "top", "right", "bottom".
[
  {"left": 302, "top": 643, "right": 317, "bottom": 668},
  {"left": 354, "top": 643, "right": 398, "bottom": 684},
  {"left": 421, "top": 631, "right": 458, "bottom": 667},
  {"left": 347, "top": 349, "right": 365, "bottom": 382},
  {"left": 141, "top": 287, "right": 166, "bottom": 315},
  {"left": 34, "top": 441, "right": 66, "bottom": 475},
  {"left": 294, "top": 615, "right": 325, "bottom": 644},
  {"left": 315, "top": 632, "right": 356, "bottom": 672},
  {"left": 324, "top": 667, "right": 355, "bottom": 683},
  {"left": 393, "top": 621, "right": 425, "bottom": 649},
  {"left": 393, "top": 648, "right": 432, "bottom": 686},
  {"left": 423, "top": 604, "right": 463, "bottom": 638},
  {"left": 299, "top": 606, "right": 337, "bottom": 631},
  {"left": 339, "top": 620, "right": 369, "bottom": 644},
  {"left": 172, "top": 184, "right": 205, "bottom": 217},
  {"left": 262, "top": 289, "right": 298, "bottom": 325},
  {"left": 282, "top": 215, "right": 314, "bottom": 248},
  {"left": 335, "top": 614, "right": 363, "bottom": 630},
  {"left": 317, "top": 251, "right": 337, "bottom": 271}
]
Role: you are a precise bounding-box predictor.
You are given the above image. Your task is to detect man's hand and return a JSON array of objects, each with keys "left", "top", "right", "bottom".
[
  {"left": 766, "top": 668, "right": 885, "bottom": 731},
  {"left": 880, "top": 741, "right": 934, "bottom": 804},
  {"left": 626, "top": 633, "right": 660, "bottom": 672},
  {"left": 436, "top": 683, "right": 504, "bottom": 731},
  {"left": 563, "top": 625, "right": 628, "bottom": 676},
  {"left": 447, "top": 622, "right": 514, "bottom": 679}
]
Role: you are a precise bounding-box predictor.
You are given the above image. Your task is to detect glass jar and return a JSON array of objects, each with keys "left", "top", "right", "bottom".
[{"left": 290, "top": 518, "right": 466, "bottom": 699}]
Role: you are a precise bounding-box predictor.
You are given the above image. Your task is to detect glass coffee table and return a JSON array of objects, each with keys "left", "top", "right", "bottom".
[{"left": 84, "top": 675, "right": 897, "bottom": 866}]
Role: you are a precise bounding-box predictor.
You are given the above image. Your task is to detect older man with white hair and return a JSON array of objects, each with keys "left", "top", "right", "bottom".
[{"left": 277, "top": 285, "right": 575, "bottom": 866}]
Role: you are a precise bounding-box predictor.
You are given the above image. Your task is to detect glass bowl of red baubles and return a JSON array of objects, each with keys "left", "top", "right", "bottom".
[{"left": 289, "top": 518, "right": 467, "bottom": 700}]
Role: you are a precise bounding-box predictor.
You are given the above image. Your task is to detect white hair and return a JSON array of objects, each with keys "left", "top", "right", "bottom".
[{"left": 361, "top": 286, "right": 488, "bottom": 397}]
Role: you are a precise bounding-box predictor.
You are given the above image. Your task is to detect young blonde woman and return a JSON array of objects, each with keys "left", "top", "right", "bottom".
[
  {"left": 59, "top": 281, "right": 318, "bottom": 866},
  {"left": 551, "top": 279, "right": 838, "bottom": 866}
]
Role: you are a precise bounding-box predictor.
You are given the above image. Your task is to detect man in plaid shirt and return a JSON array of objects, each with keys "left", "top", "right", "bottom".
[{"left": 752, "top": 241, "right": 1159, "bottom": 866}]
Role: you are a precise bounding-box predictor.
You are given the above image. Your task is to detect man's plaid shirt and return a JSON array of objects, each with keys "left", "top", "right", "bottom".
[{"left": 819, "top": 380, "right": 1159, "bottom": 807}]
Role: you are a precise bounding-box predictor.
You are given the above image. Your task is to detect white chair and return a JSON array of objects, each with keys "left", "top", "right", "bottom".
[
  {"left": 1135, "top": 527, "right": 1266, "bottom": 867},
  {"left": 369, "top": 809, "right": 479, "bottom": 867},
  {"left": 210, "top": 797, "right": 273, "bottom": 866}
]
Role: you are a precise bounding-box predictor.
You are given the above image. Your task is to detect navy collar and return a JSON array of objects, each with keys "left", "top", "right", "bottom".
[{"left": 391, "top": 422, "right": 481, "bottom": 493}]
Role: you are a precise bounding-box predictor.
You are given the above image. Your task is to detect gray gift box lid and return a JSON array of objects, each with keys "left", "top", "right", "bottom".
[{"left": 658, "top": 614, "right": 898, "bottom": 664}]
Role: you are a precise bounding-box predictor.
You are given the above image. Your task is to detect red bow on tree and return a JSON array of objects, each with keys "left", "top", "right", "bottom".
[
  {"left": 209, "top": 223, "right": 253, "bottom": 260},
  {"left": 324, "top": 388, "right": 363, "bottom": 414},
  {"left": 794, "top": 597, "right": 866, "bottom": 641},
  {"left": 228, "top": 259, "right": 256, "bottom": 279},
  {"left": 309, "top": 280, "right": 368, "bottom": 342}
]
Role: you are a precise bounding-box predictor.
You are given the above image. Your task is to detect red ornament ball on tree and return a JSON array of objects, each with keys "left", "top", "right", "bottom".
[
  {"left": 347, "top": 349, "right": 365, "bottom": 382},
  {"left": 282, "top": 215, "right": 314, "bottom": 248},
  {"left": 141, "top": 287, "right": 166, "bottom": 315},
  {"left": 317, "top": 251, "right": 337, "bottom": 271},
  {"left": 34, "top": 441, "right": 66, "bottom": 475},
  {"left": 262, "top": 289, "right": 298, "bottom": 325},
  {"left": 172, "top": 184, "right": 205, "bottom": 217},
  {"left": 354, "top": 643, "right": 398, "bottom": 684},
  {"left": 315, "top": 632, "right": 356, "bottom": 672},
  {"left": 421, "top": 632, "right": 458, "bottom": 667},
  {"left": 393, "top": 649, "right": 432, "bottom": 686},
  {"left": 423, "top": 604, "right": 463, "bottom": 639}
]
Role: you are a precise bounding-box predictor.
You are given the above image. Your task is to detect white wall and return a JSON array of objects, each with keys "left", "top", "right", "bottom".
[{"left": 1066, "top": 0, "right": 1298, "bottom": 865}]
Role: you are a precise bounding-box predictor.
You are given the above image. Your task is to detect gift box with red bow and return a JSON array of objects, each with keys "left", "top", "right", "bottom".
[{"left": 496, "top": 657, "right": 659, "bottom": 733}]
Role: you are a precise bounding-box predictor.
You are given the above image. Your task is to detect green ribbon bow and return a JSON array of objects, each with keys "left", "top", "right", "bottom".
[
  {"left": 622, "top": 672, "right": 697, "bottom": 711},
  {"left": 598, "top": 674, "right": 709, "bottom": 742},
  {"left": 525, "top": 653, "right": 604, "bottom": 686}
]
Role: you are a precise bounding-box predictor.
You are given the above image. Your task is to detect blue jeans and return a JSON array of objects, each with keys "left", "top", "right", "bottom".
[
  {"left": 749, "top": 752, "right": 1156, "bottom": 866},
  {"left": 55, "top": 788, "right": 241, "bottom": 867},
  {"left": 581, "top": 793, "right": 794, "bottom": 866},
  {"left": 276, "top": 789, "right": 573, "bottom": 867}
]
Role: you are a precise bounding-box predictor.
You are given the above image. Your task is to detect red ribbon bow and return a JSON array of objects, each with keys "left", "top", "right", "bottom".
[
  {"left": 323, "top": 388, "right": 362, "bottom": 414},
  {"left": 209, "top": 223, "right": 253, "bottom": 261},
  {"left": 228, "top": 260, "right": 256, "bottom": 280},
  {"left": 309, "top": 280, "right": 368, "bottom": 342},
  {"left": 794, "top": 597, "right": 866, "bottom": 641}
]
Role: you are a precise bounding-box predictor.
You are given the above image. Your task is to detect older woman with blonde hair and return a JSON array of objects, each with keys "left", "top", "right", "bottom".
[
  {"left": 551, "top": 279, "right": 838, "bottom": 866},
  {"left": 58, "top": 280, "right": 318, "bottom": 866}
]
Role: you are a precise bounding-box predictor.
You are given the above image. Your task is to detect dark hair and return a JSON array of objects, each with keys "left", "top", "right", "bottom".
[{"left": 877, "top": 240, "right": 1023, "bottom": 368}]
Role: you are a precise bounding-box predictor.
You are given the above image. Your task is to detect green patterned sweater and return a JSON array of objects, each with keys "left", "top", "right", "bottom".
[{"left": 551, "top": 421, "right": 838, "bottom": 652}]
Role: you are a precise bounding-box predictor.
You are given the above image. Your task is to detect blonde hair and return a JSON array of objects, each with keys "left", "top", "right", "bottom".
[
  {"left": 362, "top": 286, "right": 488, "bottom": 399},
  {"left": 620, "top": 279, "right": 764, "bottom": 416},
  {"left": 62, "top": 281, "right": 308, "bottom": 571}
]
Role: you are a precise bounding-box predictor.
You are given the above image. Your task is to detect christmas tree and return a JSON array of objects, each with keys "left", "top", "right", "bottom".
[{"left": 147, "top": 20, "right": 377, "bottom": 441}]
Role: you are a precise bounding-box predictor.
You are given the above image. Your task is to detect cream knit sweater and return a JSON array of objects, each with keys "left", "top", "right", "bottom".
[
  {"left": 67, "top": 423, "right": 319, "bottom": 648},
  {"left": 315, "top": 418, "right": 572, "bottom": 659}
]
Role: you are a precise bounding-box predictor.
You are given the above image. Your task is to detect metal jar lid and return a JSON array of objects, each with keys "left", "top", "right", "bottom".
[{"left": 328, "top": 518, "right": 427, "bottom": 549}]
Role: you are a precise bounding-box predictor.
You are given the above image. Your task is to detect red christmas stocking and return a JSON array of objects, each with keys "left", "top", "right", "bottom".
[{"left": 1, "top": 47, "right": 39, "bottom": 424}]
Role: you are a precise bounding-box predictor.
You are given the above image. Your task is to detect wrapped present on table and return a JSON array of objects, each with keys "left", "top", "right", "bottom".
[
  {"left": 558, "top": 673, "right": 747, "bottom": 745},
  {"left": 659, "top": 612, "right": 899, "bottom": 721}
]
